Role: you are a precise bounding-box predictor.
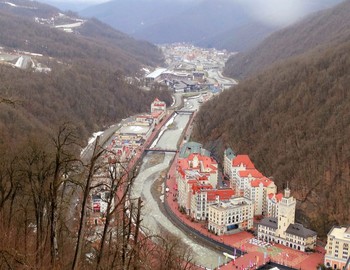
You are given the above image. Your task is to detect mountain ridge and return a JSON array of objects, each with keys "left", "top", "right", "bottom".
[
  {"left": 224, "top": 0, "right": 350, "bottom": 79},
  {"left": 80, "top": 0, "right": 343, "bottom": 52}
]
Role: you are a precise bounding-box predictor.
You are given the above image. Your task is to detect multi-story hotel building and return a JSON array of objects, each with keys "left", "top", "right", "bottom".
[
  {"left": 244, "top": 177, "right": 277, "bottom": 216},
  {"left": 231, "top": 155, "right": 256, "bottom": 192},
  {"left": 266, "top": 193, "right": 283, "bottom": 218},
  {"left": 208, "top": 197, "right": 254, "bottom": 235},
  {"left": 325, "top": 226, "right": 350, "bottom": 270},
  {"left": 176, "top": 152, "right": 218, "bottom": 214},
  {"left": 223, "top": 148, "right": 235, "bottom": 177},
  {"left": 190, "top": 184, "right": 234, "bottom": 221}
]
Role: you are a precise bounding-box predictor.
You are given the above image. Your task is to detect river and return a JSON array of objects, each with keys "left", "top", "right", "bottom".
[{"left": 130, "top": 98, "right": 225, "bottom": 269}]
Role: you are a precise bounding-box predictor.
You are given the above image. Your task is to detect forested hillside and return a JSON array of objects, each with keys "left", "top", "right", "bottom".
[
  {"left": 0, "top": 2, "right": 175, "bottom": 269},
  {"left": 0, "top": 63, "right": 172, "bottom": 144},
  {"left": 194, "top": 39, "right": 350, "bottom": 237},
  {"left": 0, "top": 5, "right": 170, "bottom": 147},
  {"left": 224, "top": 0, "right": 350, "bottom": 79},
  {"left": 0, "top": 1, "right": 163, "bottom": 72}
]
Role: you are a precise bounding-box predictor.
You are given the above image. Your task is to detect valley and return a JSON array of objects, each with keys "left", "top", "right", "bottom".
[{"left": 0, "top": 0, "right": 349, "bottom": 269}]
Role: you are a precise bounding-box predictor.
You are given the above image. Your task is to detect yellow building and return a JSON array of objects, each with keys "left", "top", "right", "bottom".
[
  {"left": 325, "top": 226, "right": 350, "bottom": 270},
  {"left": 208, "top": 197, "right": 254, "bottom": 235}
]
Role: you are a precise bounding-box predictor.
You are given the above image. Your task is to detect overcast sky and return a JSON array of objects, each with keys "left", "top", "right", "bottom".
[{"left": 42, "top": 0, "right": 336, "bottom": 27}]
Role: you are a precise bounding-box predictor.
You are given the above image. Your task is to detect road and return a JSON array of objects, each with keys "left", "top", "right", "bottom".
[{"left": 207, "top": 69, "right": 237, "bottom": 87}]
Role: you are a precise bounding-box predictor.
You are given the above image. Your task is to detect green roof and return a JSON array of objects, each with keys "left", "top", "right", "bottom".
[
  {"left": 179, "top": 141, "right": 210, "bottom": 158},
  {"left": 224, "top": 148, "right": 236, "bottom": 160}
]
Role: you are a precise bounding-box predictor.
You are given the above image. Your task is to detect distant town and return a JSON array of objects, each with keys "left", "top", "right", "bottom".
[{"left": 143, "top": 43, "right": 237, "bottom": 93}]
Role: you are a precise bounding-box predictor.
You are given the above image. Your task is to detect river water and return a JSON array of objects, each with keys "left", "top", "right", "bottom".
[{"left": 130, "top": 99, "right": 225, "bottom": 269}]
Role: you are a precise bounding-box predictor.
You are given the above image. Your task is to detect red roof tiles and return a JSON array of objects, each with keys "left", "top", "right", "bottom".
[
  {"left": 207, "top": 189, "right": 235, "bottom": 201},
  {"left": 239, "top": 169, "right": 263, "bottom": 178},
  {"left": 268, "top": 193, "right": 283, "bottom": 202},
  {"left": 250, "top": 177, "right": 274, "bottom": 188},
  {"left": 232, "top": 155, "right": 255, "bottom": 169}
]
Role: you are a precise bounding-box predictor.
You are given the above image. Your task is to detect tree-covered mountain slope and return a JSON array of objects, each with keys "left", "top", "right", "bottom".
[
  {"left": 194, "top": 39, "right": 350, "bottom": 236},
  {"left": 0, "top": 2, "right": 171, "bottom": 146}
]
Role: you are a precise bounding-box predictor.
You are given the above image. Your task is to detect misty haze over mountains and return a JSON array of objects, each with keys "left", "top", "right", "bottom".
[{"left": 77, "top": 0, "right": 343, "bottom": 51}]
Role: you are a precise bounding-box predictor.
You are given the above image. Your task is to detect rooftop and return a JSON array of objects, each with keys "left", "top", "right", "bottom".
[
  {"left": 206, "top": 188, "right": 235, "bottom": 201},
  {"left": 268, "top": 193, "right": 283, "bottom": 202},
  {"left": 224, "top": 147, "right": 236, "bottom": 160},
  {"left": 250, "top": 177, "right": 274, "bottom": 188},
  {"left": 118, "top": 125, "right": 151, "bottom": 135},
  {"left": 211, "top": 197, "right": 252, "bottom": 210},
  {"left": 328, "top": 226, "right": 350, "bottom": 241},
  {"left": 146, "top": 68, "right": 167, "bottom": 79},
  {"left": 232, "top": 155, "right": 255, "bottom": 169},
  {"left": 179, "top": 141, "right": 209, "bottom": 158},
  {"left": 286, "top": 223, "right": 317, "bottom": 238},
  {"left": 259, "top": 217, "right": 278, "bottom": 229},
  {"left": 239, "top": 169, "right": 264, "bottom": 178}
]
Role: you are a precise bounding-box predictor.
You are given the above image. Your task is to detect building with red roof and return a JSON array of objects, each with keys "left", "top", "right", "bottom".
[
  {"left": 150, "top": 98, "right": 166, "bottom": 123},
  {"left": 236, "top": 169, "right": 264, "bottom": 195},
  {"left": 244, "top": 177, "right": 277, "bottom": 216},
  {"left": 223, "top": 148, "right": 280, "bottom": 216},
  {"left": 151, "top": 98, "right": 166, "bottom": 113},
  {"left": 223, "top": 152, "right": 257, "bottom": 191},
  {"left": 190, "top": 185, "right": 235, "bottom": 221},
  {"left": 267, "top": 192, "right": 283, "bottom": 218},
  {"left": 176, "top": 150, "right": 219, "bottom": 216}
]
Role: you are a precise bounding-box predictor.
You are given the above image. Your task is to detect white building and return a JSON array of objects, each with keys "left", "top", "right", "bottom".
[
  {"left": 325, "top": 226, "right": 350, "bottom": 270},
  {"left": 236, "top": 169, "right": 263, "bottom": 196},
  {"left": 151, "top": 98, "right": 166, "bottom": 113},
  {"left": 208, "top": 197, "right": 254, "bottom": 235},
  {"left": 244, "top": 177, "right": 277, "bottom": 216},
  {"left": 223, "top": 148, "right": 235, "bottom": 177},
  {"left": 224, "top": 154, "right": 256, "bottom": 194},
  {"left": 145, "top": 68, "right": 167, "bottom": 84},
  {"left": 266, "top": 193, "right": 283, "bottom": 218},
  {"left": 190, "top": 184, "right": 234, "bottom": 221}
]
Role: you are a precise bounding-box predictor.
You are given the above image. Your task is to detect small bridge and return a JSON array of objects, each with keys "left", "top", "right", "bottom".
[
  {"left": 144, "top": 148, "right": 178, "bottom": 153},
  {"left": 175, "top": 110, "right": 195, "bottom": 115}
]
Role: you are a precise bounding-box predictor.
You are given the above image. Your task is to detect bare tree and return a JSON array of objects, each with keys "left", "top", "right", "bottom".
[
  {"left": 49, "top": 124, "right": 80, "bottom": 266},
  {"left": 72, "top": 136, "right": 104, "bottom": 270},
  {"left": 153, "top": 233, "right": 195, "bottom": 270},
  {"left": 94, "top": 157, "right": 138, "bottom": 269}
]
